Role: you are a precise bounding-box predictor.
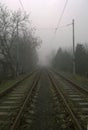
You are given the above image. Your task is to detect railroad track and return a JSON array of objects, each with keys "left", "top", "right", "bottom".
[
  {"left": 52, "top": 69, "right": 88, "bottom": 94},
  {"left": 0, "top": 70, "right": 37, "bottom": 99},
  {"left": 0, "top": 69, "right": 88, "bottom": 130},
  {"left": 24, "top": 71, "right": 58, "bottom": 130},
  {"left": 19, "top": 69, "right": 87, "bottom": 130},
  {"left": 11, "top": 73, "right": 40, "bottom": 130},
  {"left": 48, "top": 70, "right": 88, "bottom": 130},
  {"left": 0, "top": 71, "right": 40, "bottom": 130}
]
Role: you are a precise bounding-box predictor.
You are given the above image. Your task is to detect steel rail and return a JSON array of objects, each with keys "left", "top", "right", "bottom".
[
  {"left": 11, "top": 73, "right": 40, "bottom": 130},
  {"left": 48, "top": 72, "right": 83, "bottom": 130}
]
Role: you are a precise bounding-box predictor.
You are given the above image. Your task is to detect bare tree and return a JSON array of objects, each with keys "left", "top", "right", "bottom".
[{"left": 0, "top": 3, "right": 41, "bottom": 78}]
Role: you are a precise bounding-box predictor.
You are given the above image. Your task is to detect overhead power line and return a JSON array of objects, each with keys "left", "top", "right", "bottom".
[
  {"left": 19, "top": 0, "right": 25, "bottom": 12},
  {"left": 55, "top": 0, "right": 68, "bottom": 33},
  {"left": 55, "top": 23, "right": 72, "bottom": 30},
  {"left": 37, "top": 23, "right": 72, "bottom": 31}
]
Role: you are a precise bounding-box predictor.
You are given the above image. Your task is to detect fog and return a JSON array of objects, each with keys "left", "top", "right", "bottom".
[{"left": 2, "top": 0, "right": 88, "bottom": 65}]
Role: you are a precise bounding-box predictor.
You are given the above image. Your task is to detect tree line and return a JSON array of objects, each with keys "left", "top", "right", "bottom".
[
  {"left": 0, "top": 3, "right": 41, "bottom": 79},
  {"left": 52, "top": 43, "right": 88, "bottom": 76}
]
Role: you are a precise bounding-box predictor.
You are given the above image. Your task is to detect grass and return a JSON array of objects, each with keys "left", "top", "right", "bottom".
[
  {"left": 61, "top": 71, "right": 88, "bottom": 88},
  {"left": 0, "top": 74, "right": 26, "bottom": 92}
]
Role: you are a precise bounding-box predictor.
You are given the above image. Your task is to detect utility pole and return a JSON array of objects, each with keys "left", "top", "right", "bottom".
[
  {"left": 16, "top": 21, "right": 19, "bottom": 76},
  {"left": 72, "top": 19, "right": 76, "bottom": 75}
]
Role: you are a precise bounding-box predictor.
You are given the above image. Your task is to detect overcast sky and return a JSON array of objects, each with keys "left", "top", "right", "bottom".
[{"left": 1, "top": 0, "right": 88, "bottom": 65}]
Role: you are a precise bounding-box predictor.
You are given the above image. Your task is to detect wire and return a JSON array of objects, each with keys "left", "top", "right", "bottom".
[
  {"left": 48, "top": 22, "right": 72, "bottom": 51},
  {"left": 55, "top": 0, "right": 68, "bottom": 33},
  {"left": 19, "top": 0, "right": 25, "bottom": 12},
  {"left": 56, "top": 23, "right": 72, "bottom": 29},
  {"left": 37, "top": 23, "right": 72, "bottom": 31},
  {"left": 37, "top": 27, "right": 55, "bottom": 30}
]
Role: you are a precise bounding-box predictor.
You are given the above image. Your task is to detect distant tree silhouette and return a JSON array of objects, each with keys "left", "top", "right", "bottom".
[
  {"left": 53, "top": 48, "right": 73, "bottom": 72},
  {"left": 52, "top": 43, "right": 88, "bottom": 76},
  {"left": 75, "top": 44, "right": 87, "bottom": 75}
]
